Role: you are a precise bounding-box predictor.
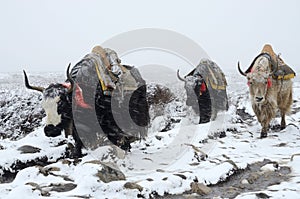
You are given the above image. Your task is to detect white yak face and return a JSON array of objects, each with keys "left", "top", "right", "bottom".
[
  {"left": 247, "top": 72, "right": 270, "bottom": 104},
  {"left": 42, "top": 96, "right": 61, "bottom": 126},
  {"left": 246, "top": 56, "right": 273, "bottom": 104}
]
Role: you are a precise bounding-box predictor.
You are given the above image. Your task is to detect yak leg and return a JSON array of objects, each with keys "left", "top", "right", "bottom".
[
  {"left": 278, "top": 95, "right": 291, "bottom": 130},
  {"left": 280, "top": 113, "right": 286, "bottom": 130},
  {"left": 64, "top": 121, "right": 73, "bottom": 138},
  {"left": 261, "top": 118, "right": 271, "bottom": 138},
  {"left": 260, "top": 127, "right": 268, "bottom": 138},
  {"left": 72, "top": 126, "right": 84, "bottom": 158},
  {"left": 198, "top": 91, "right": 211, "bottom": 124},
  {"left": 255, "top": 112, "right": 268, "bottom": 138},
  {"left": 64, "top": 122, "right": 83, "bottom": 158}
]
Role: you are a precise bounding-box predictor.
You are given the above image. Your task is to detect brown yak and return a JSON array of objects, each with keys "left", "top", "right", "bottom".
[{"left": 238, "top": 44, "right": 295, "bottom": 138}]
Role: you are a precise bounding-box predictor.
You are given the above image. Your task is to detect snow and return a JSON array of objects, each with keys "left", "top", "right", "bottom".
[{"left": 0, "top": 72, "right": 300, "bottom": 198}]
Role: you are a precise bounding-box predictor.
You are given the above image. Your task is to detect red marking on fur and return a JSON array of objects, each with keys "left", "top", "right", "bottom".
[
  {"left": 247, "top": 81, "right": 250, "bottom": 86},
  {"left": 267, "top": 77, "right": 272, "bottom": 88},
  {"left": 63, "top": 82, "right": 92, "bottom": 109},
  {"left": 75, "top": 85, "right": 92, "bottom": 109},
  {"left": 200, "top": 82, "right": 206, "bottom": 93}
]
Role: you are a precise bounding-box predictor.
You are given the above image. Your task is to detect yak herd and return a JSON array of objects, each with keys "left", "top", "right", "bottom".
[{"left": 23, "top": 44, "right": 296, "bottom": 158}]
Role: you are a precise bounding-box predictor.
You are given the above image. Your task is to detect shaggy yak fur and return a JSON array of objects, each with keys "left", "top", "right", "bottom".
[{"left": 238, "top": 44, "right": 294, "bottom": 138}]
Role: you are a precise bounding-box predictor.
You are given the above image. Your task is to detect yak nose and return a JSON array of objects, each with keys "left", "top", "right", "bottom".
[
  {"left": 44, "top": 125, "right": 62, "bottom": 137},
  {"left": 255, "top": 97, "right": 264, "bottom": 102}
]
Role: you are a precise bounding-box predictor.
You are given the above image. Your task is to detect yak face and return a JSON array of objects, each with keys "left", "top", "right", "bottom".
[
  {"left": 247, "top": 72, "right": 270, "bottom": 104},
  {"left": 177, "top": 70, "right": 207, "bottom": 107},
  {"left": 42, "top": 84, "right": 72, "bottom": 137},
  {"left": 238, "top": 54, "right": 275, "bottom": 104},
  {"left": 184, "top": 76, "right": 204, "bottom": 106},
  {"left": 23, "top": 65, "right": 74, "bottom": 138}
]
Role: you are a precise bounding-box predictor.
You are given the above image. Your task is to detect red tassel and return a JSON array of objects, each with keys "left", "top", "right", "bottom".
[
  {"left": 62, "top": 82, "right": 71, "bottom": 88},
  {"left": 200, "top": 82, "right": 206, "bottom": 93},
  {"left": 267, "top": 78, "right": 272, "bottom": 88}
]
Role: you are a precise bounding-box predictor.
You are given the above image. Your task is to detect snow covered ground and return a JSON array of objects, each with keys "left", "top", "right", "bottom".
[{"left": 0, "top": 71, "right": 299, "bottom": 199}]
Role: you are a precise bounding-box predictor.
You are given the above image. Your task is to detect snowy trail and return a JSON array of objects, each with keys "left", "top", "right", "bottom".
[{"left": 0, "top": 72, "right": 299, "bottom": 198}]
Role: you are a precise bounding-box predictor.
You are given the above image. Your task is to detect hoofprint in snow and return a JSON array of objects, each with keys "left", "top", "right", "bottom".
[{"left": 0, "top": 72, "right": 299, "bottom": 198}]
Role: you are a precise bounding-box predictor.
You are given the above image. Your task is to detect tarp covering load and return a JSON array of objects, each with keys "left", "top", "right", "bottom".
[
  {"left": 191, "top": 59, "right": 228, "bottom": 114},
  {"left": 182, "top": 58, "right": 228, "bottom": 123},
  {"left": 92, "top": 46, "right": 143, "bottom": 95},
  {"left": 245, "top": 44, "right": 296, "bottom": 80},
  {"left": 70, "top": 46, "right": 149, "bottom": 150}
]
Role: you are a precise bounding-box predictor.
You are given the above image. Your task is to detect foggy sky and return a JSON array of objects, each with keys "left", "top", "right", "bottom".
[{"left": 0, "top": 0, "right": 299, "bottom": 73}]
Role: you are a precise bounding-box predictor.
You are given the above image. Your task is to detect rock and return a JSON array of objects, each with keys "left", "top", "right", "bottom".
[
  {"left": 124, "top": 182, "right": 143, "bottom": 192},
  {"left": 27, "top": 182, "right": 77, "bottom": 194},
  {"left": 260, "top": 163, "right": 277, "bottom": 172},
  {"left": 17, "top": 145, "right": 41, "bottom": 154},
  {"left": 90, "top": 145, "right": 125, "bottom": 162},
  {"left": 95, "top": 162, "right": 125, "bottom": 183},
  {"left": 190, "top": 182, "right": 212, "bottom": 195},
  {"left": 111, "top": 145, "right": 126, "bottom": 159},
  {"left": 49, "top": 183, "right": 77, "bottom": 192},
  {"left": 241, "top": 179, "right": 249, "bottom": 184},
  {"left": 255, "top": 192, "right": 270, "bottom": 198},
  {"left": 173, "top": 173, "right": 187, "bottom": 180},
  {"left": 155, "top": 135, "right": 163, "bottom": 140},
  {"left": 247, "top": 172, "right": 260, "bottom": 184}
]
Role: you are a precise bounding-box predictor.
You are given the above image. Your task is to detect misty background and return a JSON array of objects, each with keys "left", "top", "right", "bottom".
[{"left": 0, "top": 0, "right": 299, "bottom": 74}]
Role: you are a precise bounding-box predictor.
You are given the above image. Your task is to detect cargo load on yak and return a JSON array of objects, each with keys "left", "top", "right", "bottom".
[
  {"left": 177, "top": 58, "right": 228, "bottom": 123},
  {"left": 244, "top": 44, "right": 296, "bottom": 80},
  {"left": 69, "top": 46, "right": 149, "bottom": 150}
]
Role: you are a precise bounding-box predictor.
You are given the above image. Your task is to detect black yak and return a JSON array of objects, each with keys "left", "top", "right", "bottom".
[
  {"left": 24, "top": 46, "right": 149, "bottom": 157},
  {"left": 177, "top": 59, "right": 228, "bottom": 123}
]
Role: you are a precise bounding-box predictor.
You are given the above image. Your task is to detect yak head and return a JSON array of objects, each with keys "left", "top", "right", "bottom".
[
  {"left": 23, "top": 64, "right": 74, "bottom": 137},
  {"left": 238, "top": 53, "right": 276, "bottom": 104},
  {"left": 177, "top": 70, "right": 207, "bottom": 107}
]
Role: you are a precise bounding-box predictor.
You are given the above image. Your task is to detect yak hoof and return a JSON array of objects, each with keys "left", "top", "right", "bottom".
[
  {"left": 260, "top": 132, "right": 268, "bottom": 138},
  {"left": 65, "top": 143, "right": 83, "bottom": 159}
]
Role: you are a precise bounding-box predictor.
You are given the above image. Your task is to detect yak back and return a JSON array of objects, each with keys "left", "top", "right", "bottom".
[
  {"left": 70, "top": 53, "right": 145, "bottom": 96},
  {"left": 188, "top": 58, "right": 227, "bottom": 92},
  {"left": 244, "top": 44, "right": 296, "bottom": 80}
]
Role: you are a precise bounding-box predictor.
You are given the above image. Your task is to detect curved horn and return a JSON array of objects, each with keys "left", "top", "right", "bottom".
[
  {"left": 66, "top": 63, "right": 75, "bottom": 94},
  {"left": 177, "top": 69, "right": 185, "bottom": 81},
  {"left": 237, "top": 62, "right": 247, "bottom": 76},
  {"left": 23, "top": 70, "right": 45, "bottom": 92}
]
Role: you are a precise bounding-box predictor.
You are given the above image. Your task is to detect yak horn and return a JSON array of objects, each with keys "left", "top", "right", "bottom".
[
  {"left": 177, "top": 69, "right": 185, "bottom": 81},
  {"left": 237, "top": 62, "right": 247, "bottom": 76},
  {"left": 66, "top": 63, "right": 75, "bottom": 94},
  {"left": 23, "top": 70, "right": 45, "bottom": 92}
]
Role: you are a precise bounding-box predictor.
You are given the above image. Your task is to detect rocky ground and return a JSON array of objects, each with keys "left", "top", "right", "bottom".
[{"left": 0, "top": 72, "right": 299, "bottom": 198}]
